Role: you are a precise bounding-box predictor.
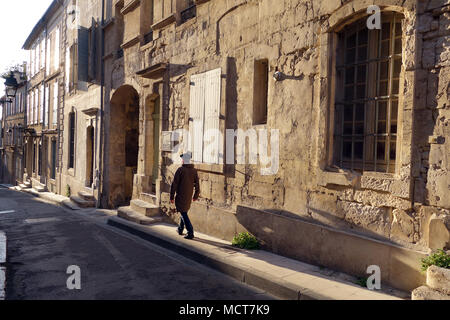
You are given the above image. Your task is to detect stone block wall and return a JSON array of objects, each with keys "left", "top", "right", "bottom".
[
  {"left": 105, "top": 0, "right": 450, "bottom": 278},
  {"left": 128, "top": 0, "right": 450, "bottom": 254}
]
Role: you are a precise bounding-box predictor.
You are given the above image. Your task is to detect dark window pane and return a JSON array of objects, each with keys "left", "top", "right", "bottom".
[
  {"left": 381, "top": 41, "right": 390, "bottom": 58},
  {"left": 378, "top": 102, "right": 387, "bottom": 120},
  {"left": 347, "top": 33, "right": 357, "bottom": 48},
  {"left": 379, "top": 81, "right": 388, "bottom": 96},
  {"left": 392, "top": 78, "right": 400, "bottom": 95},
  {"left": 395, "top": 38, "right": 402, "bottom": 54},
  {"left": 346, "top": 48, "right": 356, "bottom": 64},
  {"left": 377, "top": 141, "right": 386, "bottom": 161},
  {"left": 344, "top": 122, "right": 353, "bottom": 135},
  {"left": 378, "top": 121, "right": 387, "bottom": 134},
  {"left": 344, "top": 105, "right": 353, "bottom": 121},
  {"left": 358, "top": 28, "right": 368, "bottom": 45},
  {"left": 358, "top": 46, "right": 368, "bottom": 61},
  {"left": 357, "top": 85, "right": 366, "bottom": 99},
  {"left": 357, "top": 65, "right": 366, "bottom": 83},
  {"left": 391, "top": 101, "right": 398, "bottom": 121},
  {"left": 354, "top": 141, "right": 364, "bottom": 159},
  {"left": 343, "top": 141, "right": 352, "bottom": 159},
  {"left": 345, "top": 86, "right": 354, "bottom": 100},
  {"left": 395, "top": 22, "right": 402, "bottom": 36},
  {"left": 346, "top": 67, "right": 355, "bottom": 84},
  {"left": 394, "top": 58, "right": 402, "bottom": 76},
  {"left": 355, "top": 104, "right": 365, "bottom": 121},
  {"left": 382, "top": 23, "right": 391, "bottom": 40},
  {"left": 380, "top": 61, "right": 389, "bottom": 80},
  {"left": 390, "top": 140, "right": 397, "bottom": 161},
  {"left": 355, "top": 123, "right": 364, "bottom": 135}
]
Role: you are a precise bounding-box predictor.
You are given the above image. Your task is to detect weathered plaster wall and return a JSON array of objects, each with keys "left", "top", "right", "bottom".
[{"left": 112, "top": 0, "right": 449, "bottom": 256}]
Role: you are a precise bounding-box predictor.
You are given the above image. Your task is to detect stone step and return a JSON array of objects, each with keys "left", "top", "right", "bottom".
[
  {"left": 62, "top": 200, "right": 81, "bottom": 211},
  {"left": 130, "top": 199, "right": 160, "bottom": 217},
  {"left": 23, "top": 181, "right": 32, "bottom": 187},
  {"left": 117, "top": 207, "right": 163, "bottom": 226},
  {"left": 78, "top": 191, "right": 95, "bottom": 202},
  {"left": 412, "top": 286, "right": 450, "bottom": 300},
  {"left": 35, "top": 185, "right": 48, "bottom": 193},
  {"left": 70, "top": 195, "right": 95, "bottom": 208},
  {"left": 19, "top": 183, "right": 31, "bottom": 190},
  {"left": 427, "top": 266, "right": 450, "bottom": 295},
  {"left": 140, "top": 193, "right": 158, "bottom": 206}
]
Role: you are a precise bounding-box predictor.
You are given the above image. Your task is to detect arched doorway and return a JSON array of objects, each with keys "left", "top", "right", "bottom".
[{"left": 109, "top": 85, "right": 140, "bottom": 207}]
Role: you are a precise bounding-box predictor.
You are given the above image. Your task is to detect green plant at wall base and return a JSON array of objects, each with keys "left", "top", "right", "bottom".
[
  {"left": 65, "top": 185, "right": 71, "bottom": 198},
  {"left": 421, "top": 249, "right": 450, "bottom": 272},
  {"left": 232, "top": 232, "right": 260, "bottom": 250},
  {"left": 355, "top": 277, "right": 368, "bottom": 288}
]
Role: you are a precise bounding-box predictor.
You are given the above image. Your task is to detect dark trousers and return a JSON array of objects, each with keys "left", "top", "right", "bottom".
[{"left": 179, "top": 212, "right": 194, "bottom": 236}]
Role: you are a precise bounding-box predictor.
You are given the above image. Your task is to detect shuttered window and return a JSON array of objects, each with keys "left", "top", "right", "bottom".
[
  {"left": 53, "top": 82, "right": 58, "bottom": 126},
  {"left": 54, "top": 27, "right": 60, "bottom": 71},
  {"left": 40, "top": 85, "right": 44, "bottom": 124},
  {"left": 189, "top": 68, "right": 222, "bottom": 164},
  {"left": 44, "top": 85, "right": 49, "bottom": 127}
]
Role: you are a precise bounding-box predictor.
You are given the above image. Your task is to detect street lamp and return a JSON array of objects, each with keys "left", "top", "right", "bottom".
[{"left": 3, "top": 72, "right": 18, "bottom": 102}]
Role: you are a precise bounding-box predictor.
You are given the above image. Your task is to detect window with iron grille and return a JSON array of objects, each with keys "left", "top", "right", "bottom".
[
  {"left": 333, "top": 13, "right": 403, "bottom": 174},
  {"left": 69, "top": 112, "right": 75, "bottom": 169}
]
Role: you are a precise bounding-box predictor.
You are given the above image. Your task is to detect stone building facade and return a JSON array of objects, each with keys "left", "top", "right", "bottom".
[
  {"left": 14, "top": 0, "right": 450, "bottom": 293},
  {"left": 23, "top": 2, "right": 64, "bottom": 194},
  {"left": 60, "top": 0, "right": 103, "bottom": 203},
  {"left": 106, "top": 0, "right": 450, "bottom": 291},
  {"left": 0, "top": 71, "right": 27, "bottom": 186}
]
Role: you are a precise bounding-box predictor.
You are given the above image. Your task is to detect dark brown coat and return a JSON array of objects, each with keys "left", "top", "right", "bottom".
[{"left": 170, "top": 164, "right": 200, "bottom": 213}]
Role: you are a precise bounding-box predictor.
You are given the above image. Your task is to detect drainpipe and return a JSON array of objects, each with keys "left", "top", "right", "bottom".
[{"left": 97, "top": 0, "right": 105, "bottom": 208}]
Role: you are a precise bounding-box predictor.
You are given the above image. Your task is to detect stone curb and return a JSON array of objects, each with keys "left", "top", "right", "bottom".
[
  {"left": 107, "top": 216, "right": 400, "bottom": 300},
  {"left": 0, "top": 231, "right": 6, "bottom": 300},
  {"left": 107, "top": 216, "right": 304, "bottom": 300}
]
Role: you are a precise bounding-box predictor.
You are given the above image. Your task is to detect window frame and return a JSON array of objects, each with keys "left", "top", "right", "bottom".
[{"left": 314, "top": 5, "right": 416, "bottom": 198}]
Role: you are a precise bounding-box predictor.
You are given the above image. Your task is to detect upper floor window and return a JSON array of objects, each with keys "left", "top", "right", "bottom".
[{"left": 333, "top": 13, "right": 403, "bottom": 174}]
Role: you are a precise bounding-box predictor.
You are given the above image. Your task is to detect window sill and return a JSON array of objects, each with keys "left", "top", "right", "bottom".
[
  {"left": 195, "top": 163, "right": 224, "bottom": 174},
  {"left": 152, "top": 14, "right": 176, "bottom": 31}
]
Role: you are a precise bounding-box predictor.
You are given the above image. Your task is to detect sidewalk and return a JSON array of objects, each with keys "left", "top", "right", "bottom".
[
  {"left": 0, "top": 231, "right": 6, "bottom": 300},
  {"left": 13, "top": 186, "right": 408, "bottom": 300},
  {"left": 108, "top": 216, "right": 408, "bottom": 300}
]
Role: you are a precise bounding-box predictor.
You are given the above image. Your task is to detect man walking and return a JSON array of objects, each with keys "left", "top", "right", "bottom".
[{"left": 170, "top": 152, "right": 200, "bottom": 240}]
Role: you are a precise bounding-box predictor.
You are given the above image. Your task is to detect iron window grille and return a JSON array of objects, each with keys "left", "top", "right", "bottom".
[{"left": 334, "top": 13, "right": 403, "bottom": 174}]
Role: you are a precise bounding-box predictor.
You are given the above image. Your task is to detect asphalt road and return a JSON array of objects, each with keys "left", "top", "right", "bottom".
[{"left": 0, "top": 187, "right": 275, "bottom": 300}]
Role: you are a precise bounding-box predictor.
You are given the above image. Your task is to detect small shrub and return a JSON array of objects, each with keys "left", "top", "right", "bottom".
[
  {"left": 65, "top": 185, "right": 71, "bottom": 198},
  {"left": 421, "top": 249, "right": 450, "bottom": 272},
  {"left": 355, "top": 277, "right": 368, "bottom": 288},
  {"left": 232, "top": 232, "right": 260, "bottom": 250}
]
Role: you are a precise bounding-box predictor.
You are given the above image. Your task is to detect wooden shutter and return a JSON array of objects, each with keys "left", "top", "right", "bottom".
[
  {"left": 54, "top": 27, "right": 60, "bottom": 71},
  {"left": 44, "top": 85, "right": 50, "bottom": 127},
  {"left": 53, "top": 82, "right": 58, "bottom": 126},
  {"left": 40, "top": 85, "right": 44, "bottom": 124},
  {"left": 65, "top": 48, "right": 70, "bottom": 92},
  {"left": 203, "top": 68, "right": 222, "bottom": 164},
  {"left": 46, "top": 37, "right": 51, "bottom": 75},
  {"left": 88, "top": 19, "right": 97, "bottom": 81},
  {"left": 77, "top": 27, "right": 89, "bottom": 82},
  {"left": 189, "top": 73, "right": 205, "bottom": 163}
]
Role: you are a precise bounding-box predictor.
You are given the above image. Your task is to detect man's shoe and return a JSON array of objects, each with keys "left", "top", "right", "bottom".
[
  {"left": 177, "top": 228, "right": 183, "bottom": 236},
  {"left": 184, "top": 234, "right": 194, "bottom": 240}
]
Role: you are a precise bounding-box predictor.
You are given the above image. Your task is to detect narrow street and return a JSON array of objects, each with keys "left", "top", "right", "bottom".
[{"left": 0, "top": 187, "right": 274, "bottom": 300}]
